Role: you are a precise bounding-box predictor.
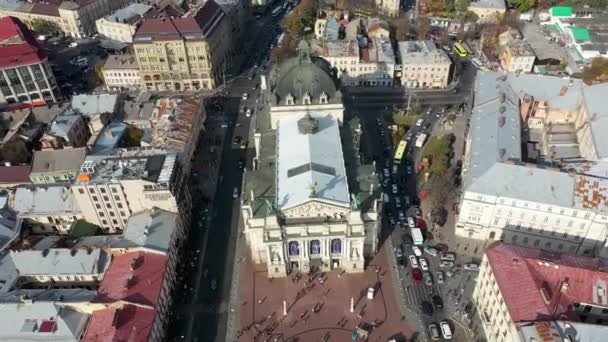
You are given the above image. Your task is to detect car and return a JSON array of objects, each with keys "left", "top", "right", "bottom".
[
  {"left": 232, "top": 187, "right": 239, "bottom": 199},
  {"left": 428, "top": 323, "right": 441, "bottom": 340},
  {"left": 446, "top": 270, "right": 454, "bottom": 278},
  {"left": 412, "top": 268, "right": 422, "bottom": 282},
  {"left": 440, "top": 253, "right": 456, "bottom": 261},
  {"left": 440, "top": 321, "right": 453, "bottom": 339},
  {"left": 238, "top": 159, "right": 245, "bottom": 170},
  {"left": 424, "top": 246, "right": 438, "bottom": 257},
  {"left": 432, "top": 295, "right": 443, "bottom": 310},
  {"left": 394, "top": 197, "right": 402, "bottom": 208},
  {"left": 398, "top": 211, "right": 405, "bottom": 222},
  {"left": 414, "top": 207, "right": 422, "bottom": 218},
  {"left": 464, "top": 263, "right": 480, "bottom": 271},
  {"left": 68, "top": 42, "right": 78, "bottom": 48},
  {"left": 391, "top": 184, "right": 398, "bottom": 194},
  {"left": 404, "top": 196, "right": 411, "bottom": 207},
  {"left": 394, "top": 246, "right": 403, "bottom": 258},
  {"left": 419, "top": 257, "right": 429, "bottom": 271},
  {"left": 412, "top": 245, "right": 422, "bottom": 257},
  {"left": 248, "top": 72, "right": 255, "bottom": 80},
  {"left": 421, "top": 301, "right": 433, "bottom": 316},
  {"left": 407, "top": 217, "right": 416, "bottom": 228},
  {"left": 436, "top": 271, "right": 445, "bottom": 284},
  {"left": 367, "top": 287, "right": 375, "bottom": 299},
  {"left": 440, "top": 261, "right": 455, "bottom": 268},
  {"left": 242, "top": 93, "right": 249, "bottom": 100},
  {"left": 233, "top": 136, "right": 241, "bottom": 144},
  {"left": 408, "top": 255, "right": 419, "bottom": 268},
  {"left": 210, "top": 278, "right": 217, "bottom": 291},
  {"left": 392, "top": 164, "right": 398, "bottom": 174},
  {"left": 376, "top": 118, "right": 383, "bottom": 126},
  {"left": 406, "top": 165, "right": 413, "bottom": 174},
  {"left": 389, "top": 217, "right": 396, "bottom": 226},
  {"left": 424, "top": 272, "right": 433, "bottom": 286},
  {"left": 245, "top": 108, "right": 252, "bottom": 117},
  {"left": 383, "top": 168, "right": 390, "bottom": 178},
  {"left": 240, "top": 140, "right": 248, "bottom": 149},
  {"left": 425, "top": 108, "right": 432, "bottom": 115},
  {"left": 416, "top": 118, "right": 424, "bottom": 127}
]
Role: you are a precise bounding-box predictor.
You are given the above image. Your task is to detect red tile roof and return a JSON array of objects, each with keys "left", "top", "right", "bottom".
[
  {"left": 94, "top": 251, "right": 167, "bottom": 307},
  {"left": 134, "top": 0, "right": 223, "bottom": 41},
  {"left": 81, "top": 305, "right": 155, "bottom": 342},
  {"left": 486, "top": 242, "right": 608, "bottom": 323},
  {"left": 0, "top": 165, "right": 31, "bottom": 184},
  {"left": 0, "top": 17, "right": 45, "bottom": 69}
]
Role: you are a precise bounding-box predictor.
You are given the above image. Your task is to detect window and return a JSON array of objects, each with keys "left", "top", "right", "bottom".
[
  {"left": 98, "top": 212, "right": 105, "bottom": 217},
  {"left": 111, "top": 187, "right": 118, "bottom": 193},
  {"left": 114, "top": 195, "right": 120, "bottom": 200},
  {"left": 102, "top": 220, "right": 108, "bottom": 225},
  {"left": 545, "top": 242, "right": 551, "bottom": 248},
  {"left": 523, "top": 237, "right": 529, "bottom": 245},
  {"left": 109, "top": 211, "right": 115, "bottom": 217},
  {"left": 534, "top": 240, "right": 540, "bottom": 247},
  {"left": 88, "top": 188, "right": 95, "bottom": 194},
  {"left": 112, "top": 219, "right": 118, "bottom": 225},
  {"left": 574, "top": 235, "right": 580, "bottom": 241},
  {"left": 558, "top": 244, "right": 563, "bottom": 250},
  {"left": 78, "top": 188, "right": 84, "bottom": 194},
  {"left": 92, "top": 196, "right": 98, "bottom": 202},
  {"left": 100, "top": 188, "right": 106, "bottom": 193},
  {"left": 117, "top": 203, "right": 123, "bottom": 209},
  {"left": 120, "top": 211, "right": 126, "bottom": 217},
  {"left": 562, "top": 232, "right": 568, "bottom": 239},
  {"left": 106, "top": 203, "right": 111, "bottom": 209},
  {"left": 512, "top": 235, "right": 518, "bottom": 243},
  {"left": 95, "top": 204, "right": 101, "bottom": 209}
]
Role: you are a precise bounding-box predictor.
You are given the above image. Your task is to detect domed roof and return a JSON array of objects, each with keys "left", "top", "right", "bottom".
[{"left": 271, "top": 41, "right": 339, "bottom": 105}]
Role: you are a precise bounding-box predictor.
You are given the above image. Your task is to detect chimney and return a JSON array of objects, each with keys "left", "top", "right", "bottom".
[{"left": 560, "top": 86, "right": 568, "bottom": 96}]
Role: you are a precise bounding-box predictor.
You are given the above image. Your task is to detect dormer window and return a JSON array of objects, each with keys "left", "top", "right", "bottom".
[
  {"left": 286, "top": 93, "right": 294, "bottom": 105},
  {"left": 320, "top": 91, "right": 328, "bottom": 104},
  {"left": 303, "top": 92, "right": 311, "bottom": 105}
]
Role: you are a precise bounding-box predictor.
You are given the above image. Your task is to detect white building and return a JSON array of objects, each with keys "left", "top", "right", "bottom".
[
  {"left": 471, "top": 242, "right": 608, "bottom": 342},
  {"left": 457, "top": 71, "right": 608, "bottom": 258},
  {"left": 72, "top": 152, "right": 179, "bottom": 233},
  {"left": 102, "top": 55, "right": 140, "bottom": 92},
  {"left": 398, "top": 40, "right": 452, "bottom": 89},
  {"left": 498, "top": 29, "right": 536, "bottom": 73},
  {"left": 12, "top": 185, "right": 83, "bottom": 234},
  {"left": 95, "top": 3, "right": 153, "bottom": 43},
  {"left": 355, "top": 37, "right": 395, "bottom": 87}
]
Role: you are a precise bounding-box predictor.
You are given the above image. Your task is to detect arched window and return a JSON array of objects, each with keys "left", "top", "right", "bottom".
[
  {"left": 288, "top": 241, "right": 299, "bottom": 256},
  {"left": 309, "top": 240, "right": 320, "bottom": 255}
]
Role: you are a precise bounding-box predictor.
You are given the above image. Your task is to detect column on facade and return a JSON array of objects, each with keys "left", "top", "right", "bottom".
[{"left": 25, "top": 65, "right": 43, "bottom": 100}]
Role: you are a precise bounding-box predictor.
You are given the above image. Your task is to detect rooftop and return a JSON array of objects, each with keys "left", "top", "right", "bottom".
[
  {"left": 122, "top": 207, "right": 177, "bottom": 253},
  {"left": 521, "top": 22, "right": 563, "bottom": 63},
  {"left": 13, "top": 185, "right": 80, "bottom": 216},
  {"left": 398, "top": 40, "right": 451, "bottom": 65},
  {"left": 276, "top": 113, "right": 350, "bottom": 211},
  {"left": 322, "top": 40, "right": 358, "bottom": 58},
  {"left": 77, "top": 152, "right": 177, "bottom": 186},
  {"left": 0, "top": 197, "right": 19, "bottom": 255},
  {"left": 361, "top": 37, "right": 395, "bottom": 64},
  {"left": 147, "top": 95, "right": 204, "bottom": 153},
  {"left": 0, "top": 248, "right": 110, "bottom": 293},
  {"left": 82, "top": 304, "right": 155, "bottom": 342},
  {"left": 0, "top": 288, "right": 97, "bottom": 303},
  {"left": 31, "top": 147, "right": 86, "bottom": 175},
  {"left": 92, "top": 122, "right": 128, "bottom": 155},
  {"left": 0, "top": 165, "right": 30, "bottom": 185},
  {"left": 517, "top": 321, "right": 608, "bottom": 341},
  {"left": 0, "top": 17, "right": 45, "bottom": 69},
  {"left": 102, "top": 3, "right": 153, "bottom": 25},
  {"left": 94, "top": 251, "right": 168, "bottom": 307},
  {"left": 485, "top": 242, "right": 608, "bottom": 323},
  {"left": 47, "top": 110, "right": 83, "bottom": 140},
  {"left": 0, "top": 302, "right": 89, "bottom": 341},
  {"left": 70, "top": 94, "right": 119, "bottom": 117},
  {"left": 103, "top": 54, "right": 138, "bottom": 70},
  {"left": 133, "top": 0, "right": 224, "bottom": 42},
  {"left": 469, "top": 0, "right": 506, "bottom": 10}
]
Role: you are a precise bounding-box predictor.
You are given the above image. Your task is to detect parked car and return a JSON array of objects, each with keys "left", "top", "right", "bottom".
[
  {"left": 395, "top": 197, "right": 402, "bottom": 208},
  {"left": 424, "top": 246, "right": 438, "bottom": 257},
  {"left": 436, "top": 271, "right": 445, "bottom": 284},
  {"left": 440, "top": 261, "right": 455, "bottom": 268},
  {"left": 423, "top": 272, "right": 433, "bottom": 286},
  {"left": 419, "top": 257, "right": 429, "bottom": 271},
  {"left": 412, "top": 268, "right": 422, "bottom": 283},
  {"left": 409, "top": 255, "right": 419, "bottom": 268},
  {"left": 432, "top": 295, "right": 443, "bottom": 310},
  {"left": 245, "top": 108, "right": 252, "bottom": 117},
  {"left": 383, "top": 168, "right": 390, "bottom": 178},
  {"left": 440, "top": 253, "right": 456, "bottom": 261},
  {"left": 391, "top": 184, "right": 398, "bottom": 194},
  {"left": 428, "top": 323, "right": 441, "bottom": 340},
  {"left": 394, "top": 246, "right": 403, "bottom": 258},
  {"left": 464, "top": 263, "right": 479, "bottom": 271},
  {"left": 440, "top": 321, "right": 453, "bottom": 339},
  {"left": 416, "top": 118, "right": 424, "bottom": 127},
  {"left": 232, "top": 187, "right": 239, "bottom": 199},
  {"left": 407, "top": 217, "right": 416, "bottom": 228},
  {"left": 242, "top": 93, "right": 249, "bottom": 100},
  {"left": 398, "top": 211, "right": 405, "bottom": 222},
  {"left": 412, "top": 246, "right": 422, "bottom": 257}
]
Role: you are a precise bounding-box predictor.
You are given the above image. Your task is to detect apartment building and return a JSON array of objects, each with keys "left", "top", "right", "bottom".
[
  {"left": 398, "top": 40, "right": 452, "bottom": 89},
  {"left": 457, "top": 72, "right": 608, "bottom": 258},
  {"left": 133, "top": 0, "right": 232, "bottom": 91},
  {"left": 12, "top": 185, "right": 83, "bottom": 234},
  {"left": 375, "top": 0, "right": 399, "bottom": 17},
  {"left": 498, "top": 29, "right": 536, "bottom": 73},
  {"left": 95, "top": 3, "right": 153, "bottom": 43},
  {"left": 102, "top": 54, "right": 140, "bottom": 91},
  {"left": 41, "top": 111, "right": 90, "bottom": 149},
  {"left": 0, "top": 17, "right": 60, "bottom": 108},
  {"left": 30, "top": 147, "right": 87, "bottom": 184},
  {"left": 357, "top": 37, "right": 395, "bottom": 87},
  {"left": 319, "top": 40, "right": 359, "bottom": 79},
  {"left": 472, "top": 242, "right": 608, "bottom": 342},
  {"left": 468, "top": 0, "right": 506, "bottom": 23}
]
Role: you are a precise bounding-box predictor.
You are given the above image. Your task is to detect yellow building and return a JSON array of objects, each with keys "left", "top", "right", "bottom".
[{"left": 133, "top": 0, "right": 232, "bottom": 91}]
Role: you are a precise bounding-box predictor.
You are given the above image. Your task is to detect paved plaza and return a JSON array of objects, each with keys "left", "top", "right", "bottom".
[{"left": 237, "top": 244, "right": 414, "bottom": 342}]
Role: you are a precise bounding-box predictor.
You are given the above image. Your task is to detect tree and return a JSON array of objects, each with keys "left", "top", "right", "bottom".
[
  {"left": 391, "top": 16, "right": 410, "bottom": 41},
  {"left": 463, "top": 11, "right": 479, "bottom": 23},
  {"left": 416, "top": 16, "right": 431, "bottom": 40},
  {"left": 582, "top": 57, "right": 608, "bottom": 81},
  {"left": 422, "top": 135, "right": 452, "bottom": 177},
  {"left": 507, "top": 0, "right": 536, "bottom": 12},
  {"left": 282, "top": 15, "right": 303, "bottom": 36},
  {"left": 30, "top": 19, "right": 60, "bottom": 36},
  {"left": 455, "top": 0, "right": 471, "bottom": 13}
]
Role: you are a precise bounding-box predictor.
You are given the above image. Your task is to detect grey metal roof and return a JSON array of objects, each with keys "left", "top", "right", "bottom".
[
  {"left": 31, "top": 148, "right": 86, "bottom": 174},
  {"left": 0, "top": 249, "right": 110, "bottom": 293},
  {"left": 122, "top": 207, "right": 177, "bottom": 252},
  {"left": 72, "top": 235, "right": 135, "bottom": 249},
  {"left": 47, "top": 111, "right": 82, "bottom": 140},
  {"left": 0, "top": 302, "right": 88, "bottom": 341},
  {"left": 0, "top": 200, "right": 19, "bottom": 255},
  {"left": 581, "top": 82, "right": 608, "bottom": 159},
  {"left": 103, "top": 54, "right": 139, "bottom": 70},
  {"left": 0, "top": 288, "right": 97, "bottom": 303},
  {"left": 71, "top": 94, "right": 118, "bottom": 117},
  {"left": 276, "top": 112, "right": 350, "bottom": 210},
  {"left": 92, "top": 122, "right": 127, "bottom": 155},
  {"left": 13, "top": 185, "right": 80, "bottom": 216},
  {"left": 103, "top": 3, "right": 152, "bottom": 23},
  {"left": 398, "top": 40, "right": 451, "bottom": 65},
  {"left": 470, "top": 0, "right": 505, "bottom": 9}
]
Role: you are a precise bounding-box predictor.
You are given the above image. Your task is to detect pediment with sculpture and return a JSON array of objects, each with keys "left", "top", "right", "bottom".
[{"left": 281, "top": 199, "right": 350, "bottom": 219}]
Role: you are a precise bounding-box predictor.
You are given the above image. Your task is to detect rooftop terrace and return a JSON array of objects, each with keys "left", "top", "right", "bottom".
[{"left": 77, "top": 153, "right": 177, "bottom": 185}]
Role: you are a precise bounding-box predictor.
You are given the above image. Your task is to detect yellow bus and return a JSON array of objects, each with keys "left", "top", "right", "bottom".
[
  {"left": 394, "top": 140, "right": 407, "bottom": 163},
  {"left": 453, "top": 42, "right": 468, "bottom": 57}
]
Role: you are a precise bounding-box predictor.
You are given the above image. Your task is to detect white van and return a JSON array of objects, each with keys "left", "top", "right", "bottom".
[
  {"left": 440, "top": 321, "right": 452, "bottom": 339},
  {"left": 383, "top": 193, "right": 390, "bottom": 203}
]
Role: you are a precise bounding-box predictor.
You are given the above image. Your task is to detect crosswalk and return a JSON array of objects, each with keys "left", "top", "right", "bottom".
[{"left": 404, "top": 284, "right": 438, "bottom": 307}]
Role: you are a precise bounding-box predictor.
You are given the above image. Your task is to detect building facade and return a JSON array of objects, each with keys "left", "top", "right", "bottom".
[
  {"left": 375, "top": 0, "right": 400, "bottom": 17},
  {"left": 133, "top": 0, "right": 232, "bottom": 91},
  {"left": 41, "top": 111, "right": 90, "bottom": 149},
  {"left": 95, "top": 3, "right": 153, "bottom": 43},
  {"left": 498, "top": 29, "right": 536, "bottom": 73},
  {"left": 30, "top": 147, "right": 87, "bottom": 184},
  {"left": 468, "top": 0, "right": 506, "bottom": 23},
  {"left": 0, "top": 17, "right": 60, "bottom": 108},
  {"left": 398, "top": 40, "right": 452, "bottom": 88},
  {"left": 72, "top": 152, "right": 180, "bottom": 233}
]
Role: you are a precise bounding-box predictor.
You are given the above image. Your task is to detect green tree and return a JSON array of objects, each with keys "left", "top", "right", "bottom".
[
  {"left": 416, "top": 16, "right": 431, "bottom": 40},
  {"left": 455, "top": 0, "right": 471, "bottom": 13},
  {"left": 582, "top": 57, "right": 608, "bottom": 81},
  {"left": 507, "top": 0, "right": 536, "bottom": 12},
  {"left": 30, "top": 19, "right": 60, "bottom": 36},
  {"left": 463, "top": 11, "right": 479, "bottom": 22},
  {"left": 282, "top": 15, "right": 303, "bottom": 35},
  {"left": 422, "top": 134, "right": 452, "bottom": 176}
]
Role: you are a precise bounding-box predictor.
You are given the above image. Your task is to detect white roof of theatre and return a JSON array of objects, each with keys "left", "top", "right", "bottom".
[{"left": 276, "top": 112, "right": 350, "bottom": 210}]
